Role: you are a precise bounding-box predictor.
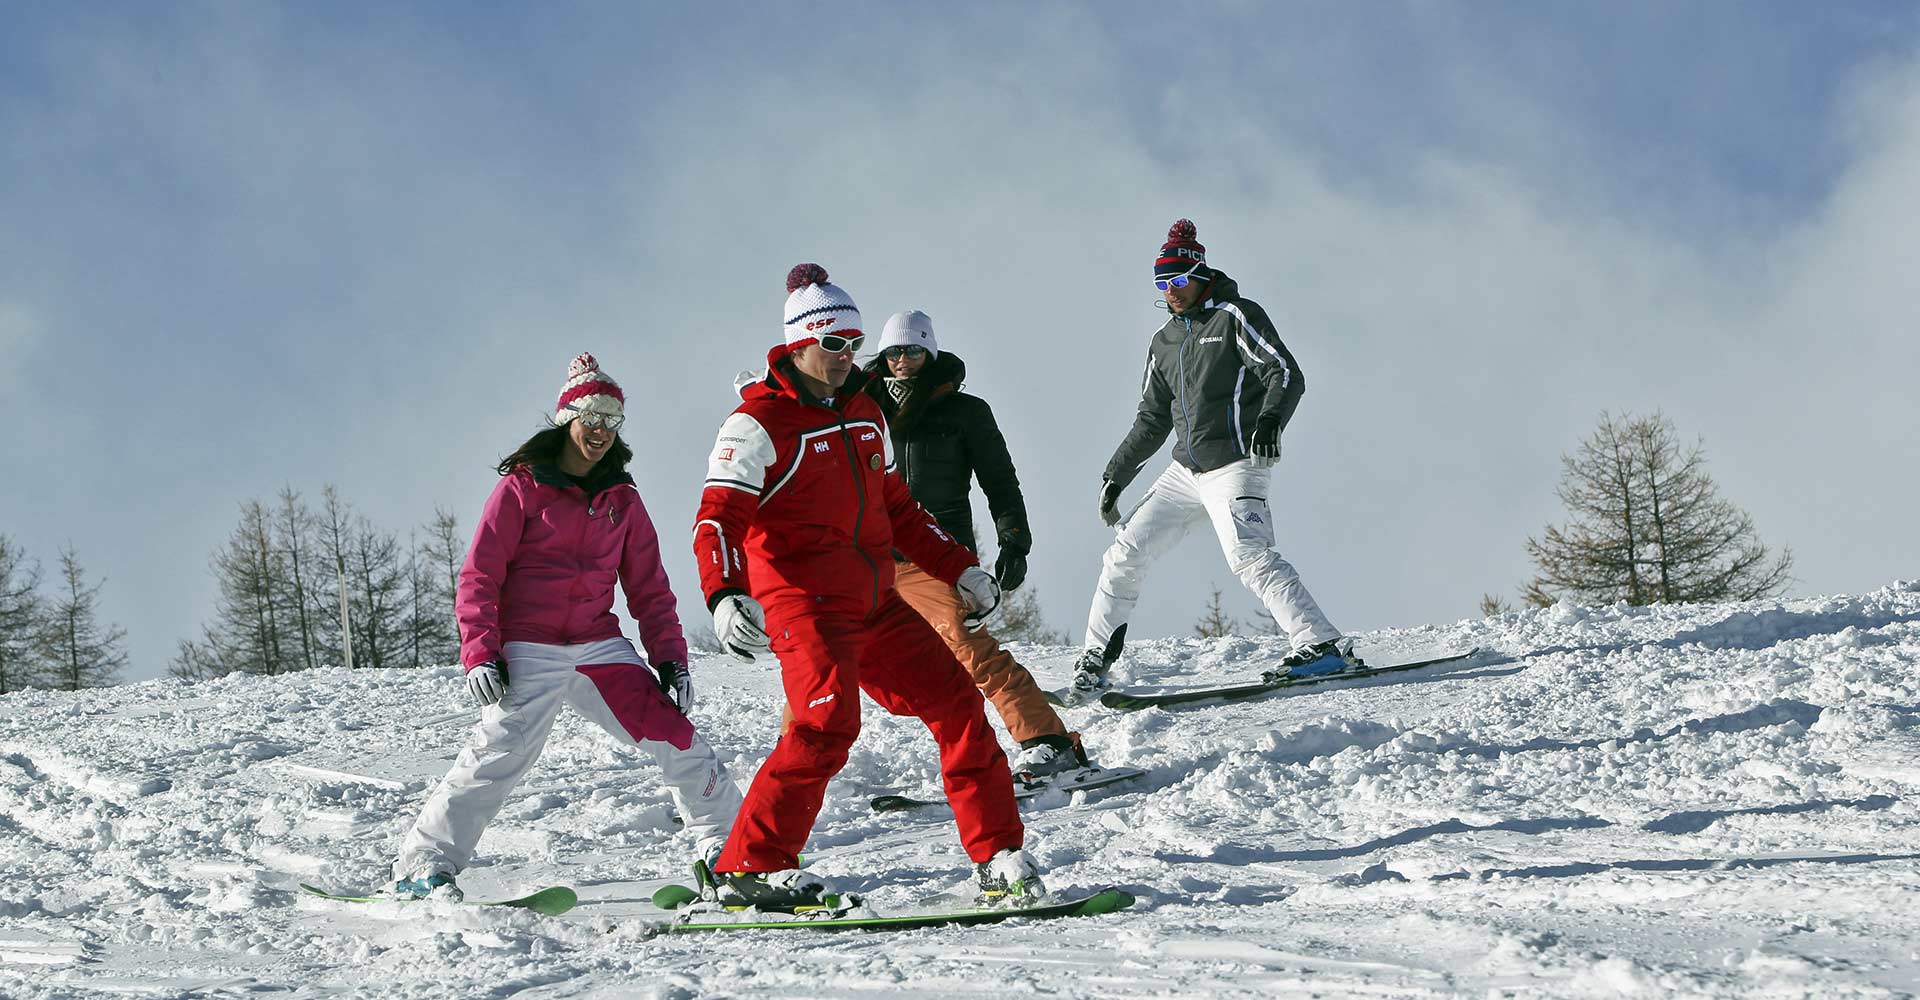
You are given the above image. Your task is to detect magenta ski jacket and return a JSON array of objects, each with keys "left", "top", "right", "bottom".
[{"left": 456, "top": 463, "right": 688, "bottom": 670}]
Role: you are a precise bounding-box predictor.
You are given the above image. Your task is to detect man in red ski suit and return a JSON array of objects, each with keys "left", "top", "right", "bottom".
[{"left": 692, "top": 263, "right": 1043, "bottom": 909}]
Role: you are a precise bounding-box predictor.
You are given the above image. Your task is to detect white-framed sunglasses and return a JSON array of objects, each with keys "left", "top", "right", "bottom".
[
  {"left": 1154, "top": 263, "right": 1206, "bottom": 291},
  {"left": 565, "top": 404, "right": 625, "bottom": 431},
  {"left": 818, "top": 333, "right": 866, "bottom": 354}
]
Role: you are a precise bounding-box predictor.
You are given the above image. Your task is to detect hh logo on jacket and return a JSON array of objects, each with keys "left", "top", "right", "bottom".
[{"left": 813, "top": 441, "right": 830, "bottom": 453}]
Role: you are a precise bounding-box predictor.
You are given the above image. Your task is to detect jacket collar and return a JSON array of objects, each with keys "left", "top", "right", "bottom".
[
  {"left": 747, "top": 343, "right": 874, "bottom": 410},
  {"left": 527, "top": 460, "right": 633, "bottom": 497}
]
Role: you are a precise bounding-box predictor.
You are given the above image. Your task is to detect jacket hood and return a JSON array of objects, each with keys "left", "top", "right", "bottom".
[{"left": 1200, "top": 268, "right": 1241, "bottom": 308}]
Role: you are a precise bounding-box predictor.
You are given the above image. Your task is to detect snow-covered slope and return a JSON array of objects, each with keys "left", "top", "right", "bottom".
[{"left": 4, "top": 584, "right": 1919, "bottom": 998}]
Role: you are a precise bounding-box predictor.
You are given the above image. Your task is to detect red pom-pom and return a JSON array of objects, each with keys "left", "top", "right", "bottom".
[
  {"left": 786, "top": 263, "right": 830, "bottom": 293},
  {"left": 1168, "top": 219, "right": 1198, "bottom": 242},
  {"left": 568, "top": 352, "right": 599, "bottom": 378}
]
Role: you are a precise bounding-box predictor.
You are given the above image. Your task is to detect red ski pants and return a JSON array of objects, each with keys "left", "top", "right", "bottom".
[{"left": 714, "top": 589, "right": 1024, "bottom": 872}]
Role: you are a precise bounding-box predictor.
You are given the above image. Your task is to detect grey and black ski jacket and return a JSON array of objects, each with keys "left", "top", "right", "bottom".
[{"left": 1102, "top": 269, "right": 1305, "bottom": 490}]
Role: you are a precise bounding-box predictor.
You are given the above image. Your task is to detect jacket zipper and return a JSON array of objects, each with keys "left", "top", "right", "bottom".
[
  {"left": 1176, "top": 316, "right": 1199, "bottom": 468},
  {"left": 838, "top": 420, "right": 880, "bottom": 613}
]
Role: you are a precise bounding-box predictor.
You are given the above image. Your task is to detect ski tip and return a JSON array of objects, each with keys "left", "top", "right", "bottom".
[
  {"left": 1064, "top": 888, "right": 1137, "bottom": 917},
  {"left": 1041, "top": 689, "right": 1066, "bottom": 708},
  {"left": 652, "top": 883, "right": 701, "bottom": 911},
  {"left": 517, "top": 886, "right": 579, "bottom": 916}
]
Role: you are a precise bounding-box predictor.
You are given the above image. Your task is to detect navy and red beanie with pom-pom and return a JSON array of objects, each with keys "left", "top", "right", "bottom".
[
  {"left": 782, "top": 262, "right": 863, "bottom": 347},
  {"left": 1155, "top": 219, "right": 1209, "bottom": 282}
]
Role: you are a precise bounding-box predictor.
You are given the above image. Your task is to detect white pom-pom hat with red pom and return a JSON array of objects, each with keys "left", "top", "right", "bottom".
[
  {"left": 782, "top": 263, "right": 862, "bottom": 348},
  {"left": 554, "top": 352, "right": 625, "bottom": 426}
]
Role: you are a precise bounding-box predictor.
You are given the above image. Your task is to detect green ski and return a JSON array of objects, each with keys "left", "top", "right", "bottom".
[{"left": 298, "top": 882, "right": 578, "bottom": 917}]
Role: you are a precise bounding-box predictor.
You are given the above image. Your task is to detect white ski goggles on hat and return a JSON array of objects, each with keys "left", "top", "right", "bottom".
[{"left": 564, "top": 404, "right": 625, "bottom": 431}]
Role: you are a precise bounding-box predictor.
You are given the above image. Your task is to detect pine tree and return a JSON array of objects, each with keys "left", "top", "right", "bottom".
[
  {"left": 414, "top": 508, "right": 464, "bottom": 666},
  {"left": 1193, "top": 585, "right": 1237, "bottom": 638},
  {"left": 0, "top": 535, "right": 45, "bottom": 694},
  {"left": 204, "top": 500, "right": 292, "bottom": 675},
  {"left": 1524, "top": 411, "right": 1793, "bottom": 606},
  {"left": 38, "top": 544, "right": 128, "bottom": 690},
  {"left": 274, "top": 487, "right": 322, "bottom": 673},
  {"left": 347, "top": 515, "right": 406, "bottom": 670},
  {"left": 315, "top": 486, "right": 355, "bottom": 669}
]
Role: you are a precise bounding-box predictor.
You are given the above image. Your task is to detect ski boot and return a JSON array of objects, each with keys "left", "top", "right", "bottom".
[
  {"left": 388, "top": 870, "right": 462, "bottom": 902},
  {"left": 1063, "top": 626, "right": 1127, "bottom": 704},
  {"left": 1012, "top": 733, "right": 1091, "bottom": 779},
  {"left": 975, "top": 847, "right": 1047, "bottom": 907},
  {"left": 1262, "top": 638, "right": 1363, "bottom": 683},
  {"left": 696, "top": 860, "right": 842, "bottom": 914}
]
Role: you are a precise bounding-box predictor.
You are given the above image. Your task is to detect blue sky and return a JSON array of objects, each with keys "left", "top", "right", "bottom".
[{"left": 3, "top": 2, "right": 1917, "bottom": 682}]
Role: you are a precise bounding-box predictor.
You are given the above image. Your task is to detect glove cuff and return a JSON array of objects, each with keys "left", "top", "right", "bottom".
[{"left": 706, "top": 588, "right": 747, "bottom": 612}]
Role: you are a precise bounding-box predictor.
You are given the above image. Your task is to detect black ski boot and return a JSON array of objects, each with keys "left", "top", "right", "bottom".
[{"left": 1064, "top": 626, "right": 1127, "bottom": 704}]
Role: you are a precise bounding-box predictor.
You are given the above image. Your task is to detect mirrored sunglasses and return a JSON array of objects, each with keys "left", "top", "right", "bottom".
[
  {"left": 565, "top": 405, "right": 625, "bottom": 431},
  {"left": 818, "top": 333, "right": 866, "bottom": 354},
  {"left": 881, "top": 345, "right": 928, "bottom": 361},
  {"left": 1154, "top": 270, "right": 1204, "bottom": 291}
]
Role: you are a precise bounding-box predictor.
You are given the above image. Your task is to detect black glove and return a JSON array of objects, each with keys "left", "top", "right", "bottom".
[
  {"left": 1098, "top": 480, "right": 1123, "bottom": 527},
  {"left": 995, "top": 550, "right": 1028, "bottom": 591},
  {"left": 994, "top": 525, "right": 1030, "bottom": 591},
  {"left": 1251, "top": 414, "right": 1283, "bottom": 460},
  {"left": 465, "top": 660, "right": 508, "bottom": 708},
  {"left": 655, "top": 659, "right": 693, "bottom": 712}
]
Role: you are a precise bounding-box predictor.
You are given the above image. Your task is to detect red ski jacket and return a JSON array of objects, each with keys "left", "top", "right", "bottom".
[{"left": 694, "top": 345, "right": 978, "bottom": 614}]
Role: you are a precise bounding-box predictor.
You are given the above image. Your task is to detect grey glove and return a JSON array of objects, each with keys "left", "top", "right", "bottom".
[
  {"left": 711, "top": 592, "right": 771, "bottom": 662},
  {"left": 1098, "top": 480, "right": 1123, "bottom": 527},
  {"left": 465, "top": 660, "right": 508, "bottom": 708},
  {"left": 956, "top": 566, "right": 1002, "bottom": 632},
  {"left": 655, "top": 659, "right": 693, "bottom": 712}
]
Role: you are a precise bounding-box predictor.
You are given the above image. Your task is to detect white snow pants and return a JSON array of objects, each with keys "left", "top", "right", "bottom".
[
  {"left": 394, "top": 637, "right": 742, "bottom": 879},
  {"left": 1084, "top": 459, "right": 1339, "bottom": 653}
]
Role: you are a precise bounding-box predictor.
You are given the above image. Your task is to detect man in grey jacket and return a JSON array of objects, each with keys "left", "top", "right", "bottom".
[{"left": 1067, "top": 219, "right": 1351, "bottom": 699}]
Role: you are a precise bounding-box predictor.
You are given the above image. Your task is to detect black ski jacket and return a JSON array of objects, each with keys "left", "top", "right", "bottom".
[
  {"left": 1102, "top": 269, "right": 1305, "bottom": 490},
  {"left": 860, "top": 350, "right": 1030, "bottom": 559}
]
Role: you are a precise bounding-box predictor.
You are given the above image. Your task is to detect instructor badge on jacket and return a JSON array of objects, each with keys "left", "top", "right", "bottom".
[{"left": 869, "top": 453, "right": 883, "bottom": 470}]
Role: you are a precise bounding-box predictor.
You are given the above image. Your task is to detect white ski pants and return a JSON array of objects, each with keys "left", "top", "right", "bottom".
[
  {"left": 394, "top": 637, "right": 742, "bottom": 879},
  {"left": 1084, "top": 459, "right": 1339, "bottom": 653}
]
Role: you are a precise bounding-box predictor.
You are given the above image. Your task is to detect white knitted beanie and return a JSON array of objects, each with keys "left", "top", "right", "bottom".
[
  {"left": 782, "top": 263, "right": 862, "bottom": 347},
  {"left": 878, "top": 310, "right": 938, "bottom": 358}
]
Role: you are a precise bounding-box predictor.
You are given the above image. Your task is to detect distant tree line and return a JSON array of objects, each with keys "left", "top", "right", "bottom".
[
  {"left": 0, "top": 535, "right": 128, "bottom": 693},
  {"left": 170, "top": 486, "right": 465, "bottom": 680}
]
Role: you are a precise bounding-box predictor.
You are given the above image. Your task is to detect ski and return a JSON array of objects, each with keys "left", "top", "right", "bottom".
[
  {"left": 1096, "top": 648, "right": 1483, "bottom": 712},
  {"left": 298, "top": 882, "right": 579, "bottom": 916},
  {"left": 870, "top": 765, "right": 1147, "bottom": 814},
  {"left": 651, "top": 887, "right": 1134, "bottom": 933}
]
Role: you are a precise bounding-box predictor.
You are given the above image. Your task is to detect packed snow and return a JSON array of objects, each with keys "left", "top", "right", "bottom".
[{"left": 4, "top": 583, "right": 1919, "bottom": 998}]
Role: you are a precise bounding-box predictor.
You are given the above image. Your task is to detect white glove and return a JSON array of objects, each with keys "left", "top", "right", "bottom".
[
  {"left": 712, "top": 593, "right": 771, "bottom": 662},
  {"left": 956, "top": 566, "right": 1001, "bottom": 632},
  {"left": 465, "top": 660, "right": 508, "bottom": 707}
]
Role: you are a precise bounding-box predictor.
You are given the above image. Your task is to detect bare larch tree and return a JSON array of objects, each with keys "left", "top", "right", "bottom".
[{"left": 1524, "top": 411, "right": 1792, "bottom": 607}]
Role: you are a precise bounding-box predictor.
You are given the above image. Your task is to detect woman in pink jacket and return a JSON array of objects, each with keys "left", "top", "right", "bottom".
[{"left": 389, "top": 353, "right": 741, "bottom": 900}]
